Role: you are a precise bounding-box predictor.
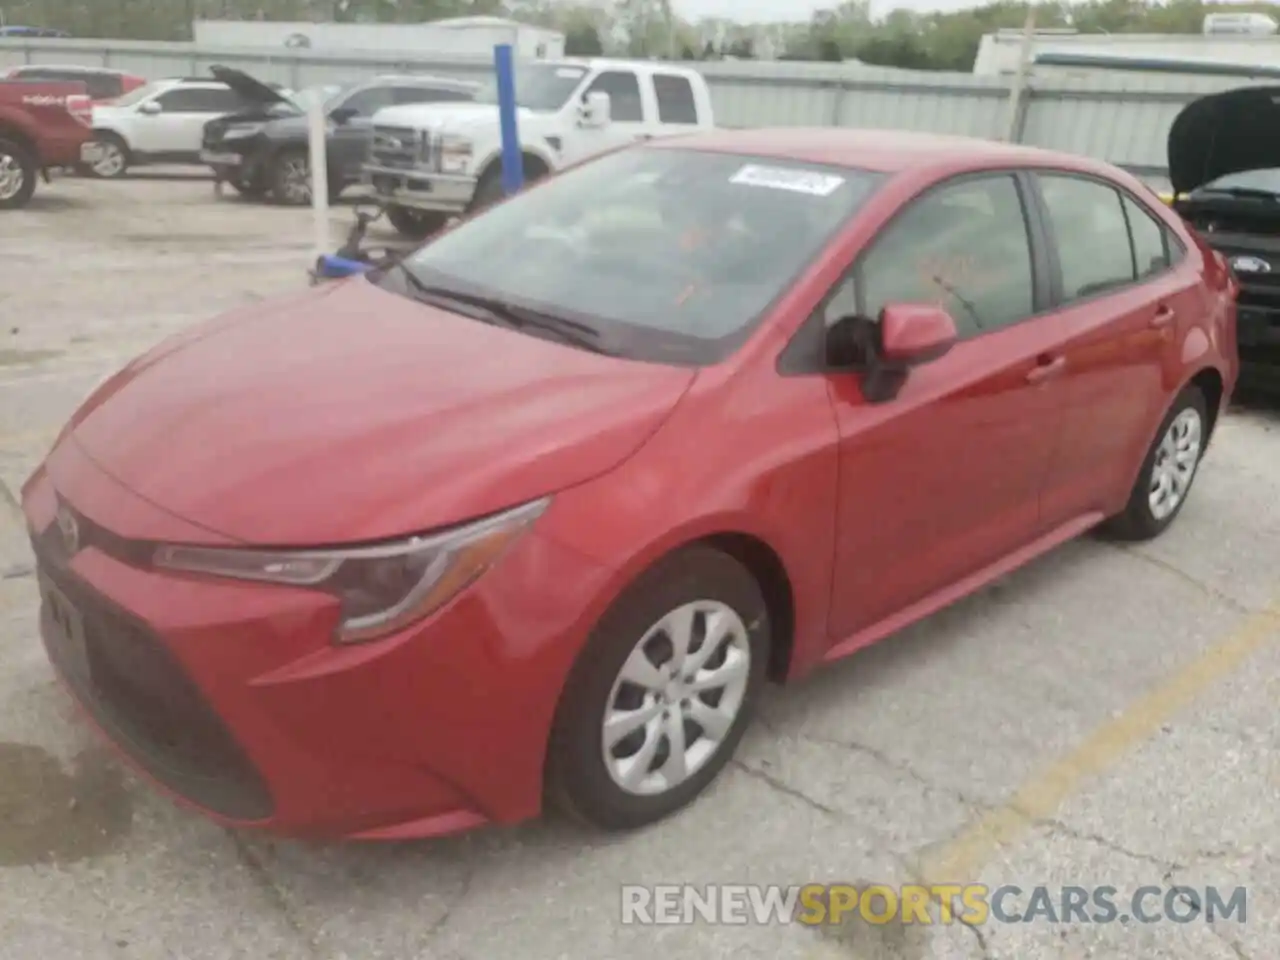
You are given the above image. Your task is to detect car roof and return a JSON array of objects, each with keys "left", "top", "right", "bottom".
[
  {"left": 365, "top": 74, "right": 478, "bottom": 88},
  {"left": 649, "top": 127, "right": 1101, "bottom": 176},
  {"left": 13, "top": 64, "right": 134, "bottom": 76}
]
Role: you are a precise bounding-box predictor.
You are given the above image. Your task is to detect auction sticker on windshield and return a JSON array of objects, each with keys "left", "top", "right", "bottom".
[{"left": 730, "top": 164, "right": 845, "bottom": 196}]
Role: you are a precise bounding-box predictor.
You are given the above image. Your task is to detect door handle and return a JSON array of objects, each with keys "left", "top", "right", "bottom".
[
  {"left": 1026, "top": 355, "right": 1066, "bottom": 384},
  {"left": 1151, "top": 304, "right": 1176, "bottom": 329},
  {"left": 634, "top": 133, "right": 653, "bottom": 141}
]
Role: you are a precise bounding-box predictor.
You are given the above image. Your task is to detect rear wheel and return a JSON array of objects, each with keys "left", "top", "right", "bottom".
[
  {"left": 384, "top": 204, "right": 447, "bottom": 240},
  {"left": 546, "top": 547, "right": 770, "bottom": 831},
  {"left": 87, "top": 134, "right": 129, "bottom": 179},
  {"left": 1100, "top": 385, "right": 1208, "bottom": 541},
  {"left": 0, "top": 137, "right": 37, "bottom": 209}
]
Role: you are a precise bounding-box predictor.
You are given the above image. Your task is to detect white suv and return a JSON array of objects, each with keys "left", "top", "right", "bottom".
[{"left": 86, "top": 75, "right": 283, "bottom": 178}]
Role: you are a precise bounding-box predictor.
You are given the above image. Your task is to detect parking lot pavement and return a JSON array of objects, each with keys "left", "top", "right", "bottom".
[{"left": 1, "top": 174, "right": 1278, "bottom": 960}]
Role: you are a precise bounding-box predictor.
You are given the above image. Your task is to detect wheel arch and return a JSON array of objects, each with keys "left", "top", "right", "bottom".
[
  {"left": 1186, "top": 365, "right": 1225, "bottom": 441},
  {"left": 476, "top": 145, "right": 554, "bottom": 187},
  {"left": 0, "top": 123, "right": 36, "bottom": 159}
]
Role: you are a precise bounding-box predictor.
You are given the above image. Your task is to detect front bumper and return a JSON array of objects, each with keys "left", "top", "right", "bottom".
[
  {"left": 22, "top": 440, "right": 610, "bottom": 839},
  {"left": 363, "top": 164, "right": 477, "bottom": 213}
]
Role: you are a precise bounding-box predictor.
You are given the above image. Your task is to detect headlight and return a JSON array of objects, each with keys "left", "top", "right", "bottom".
[
  {"left": 222, "top": 123, "right": 263, "bottom": 138},
  {"left": 152, "top": 498, "right": 550, "bottom": 643},
  {"left": 439, "top": 134, "right": 472, "bottom": 174}
]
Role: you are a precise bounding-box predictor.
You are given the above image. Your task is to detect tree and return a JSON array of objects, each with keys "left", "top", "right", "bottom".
[
  {"left": 725, "top": 37, "right": 754, "bottom": 58},
  {"left": 564, "top": 22, "right": 604, "bottom": 55},
  {"left": 702, "top": 39, "right": 717, "bottom": 58}
]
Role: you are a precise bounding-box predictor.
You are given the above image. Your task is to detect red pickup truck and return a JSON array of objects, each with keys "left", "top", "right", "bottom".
[{"left": 0, "top": 80, "right": 94, "bottom": 209}]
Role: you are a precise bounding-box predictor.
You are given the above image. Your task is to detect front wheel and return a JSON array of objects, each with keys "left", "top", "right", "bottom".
[
  {"left": 87, "top": 134, "right": 129, "bottom": 179},
  {"left": 268, "top": 149, "right": 313, "bottom": 205},
  {"left": 546, "top": 546, "right": 770, "bottom": 831},
  {"left": 1100, "top": 384, "right": 1208, "bottom": 541},
  {"left": 0, "top": 138, "right": 37, "bottom": 209},
  {"left": 384, "top": 204, "right": 447, "bottom": 239}
]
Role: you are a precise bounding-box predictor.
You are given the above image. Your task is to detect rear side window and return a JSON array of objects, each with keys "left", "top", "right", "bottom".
[
  {"left": 84, "top": 73, "right": 124, "bottom": 100},
  {"left": 1038, "top": 174, "right": 1134, "bottom": 300},
  {"left": 1123, "top": 195, "right": 1171, "bottom": 279},
  {"left": 653, "top": 74, "right": 698, "bottom": 124}
]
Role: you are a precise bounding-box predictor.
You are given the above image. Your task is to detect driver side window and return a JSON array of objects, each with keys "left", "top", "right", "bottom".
[{"left": 822, "top": 174, "right": 1035, "bottom": 340}]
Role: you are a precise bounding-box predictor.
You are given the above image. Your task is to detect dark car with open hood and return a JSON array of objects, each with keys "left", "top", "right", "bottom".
[
  {"left": 201, "top": 68, "right": 476, "bottom": 206},
  {"left": 1170, "top": 84, "right": 1280, "bottom": 387}
]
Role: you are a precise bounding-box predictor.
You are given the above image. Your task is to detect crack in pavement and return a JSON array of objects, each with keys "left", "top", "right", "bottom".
[
  {"left": 1108, "top": 544, "right": 1254, "bottom": 615},
  {"left": 729, "top": 758, "right": 842, "bottom": 817},
  {"left": 227, "top": 834, "right": 324, "bottom": 958}
]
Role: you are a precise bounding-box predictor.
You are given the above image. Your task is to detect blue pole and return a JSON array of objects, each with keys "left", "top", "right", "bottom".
[{"left": 494, "top": 43, "right": 523, "bottom": 196}]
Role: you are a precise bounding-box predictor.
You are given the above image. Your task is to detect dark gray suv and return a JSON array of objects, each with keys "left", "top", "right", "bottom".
[{"left": 201, "top": 67, "right": 477, "bottom": 205}]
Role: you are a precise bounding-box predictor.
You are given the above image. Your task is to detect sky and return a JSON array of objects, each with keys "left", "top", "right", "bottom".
[{"left": 671, "top": 0, "right": 983, "bottom": 20}]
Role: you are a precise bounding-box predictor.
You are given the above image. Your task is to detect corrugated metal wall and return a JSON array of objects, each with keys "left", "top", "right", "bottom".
[{"left": 1, "top": 37, "right": 1264, "bottom": 183}]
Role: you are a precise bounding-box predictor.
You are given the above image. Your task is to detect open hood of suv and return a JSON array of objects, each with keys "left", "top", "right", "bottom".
[
  {"left": 209, "top": 64, "right": 293, "bottom": 107},
  {"left": 1169, "top": 84, "right": 1280, "bottom": 195}
]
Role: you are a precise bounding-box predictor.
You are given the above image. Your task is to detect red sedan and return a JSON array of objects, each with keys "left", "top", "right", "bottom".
[{"left": 23, "top": 128, "right": 1237, "bottom": 840}]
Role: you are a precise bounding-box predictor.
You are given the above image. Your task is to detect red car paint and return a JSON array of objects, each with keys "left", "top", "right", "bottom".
[
  {"left": 22, "top": 129, "right": 1238, "bottom": 840},
  {"left": 0, "top": 79, "right": 93, "bottom": 169},
  {"left": 4, "top": 65, "right": 146, "bottom": 103}
]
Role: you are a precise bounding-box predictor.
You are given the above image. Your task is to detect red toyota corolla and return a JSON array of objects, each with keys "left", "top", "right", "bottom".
[{"left": 24, "top": 129, "right": 1237, "bottom": 840}]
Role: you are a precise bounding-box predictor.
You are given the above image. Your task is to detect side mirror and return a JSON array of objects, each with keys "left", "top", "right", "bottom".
[
  {"left": 138, "top": 100, "right": 162, "bottom": 115},
  {"left": 878, "top": 302, "right": 958, "bottom": 367},
  {"left": 329, "top": 105, "right": 358, "bottom": 124},
  {"left": 825, "top": 303, "right": 957, "bottom": 404},
  {"left": 581, "top": 91, "right": 611, "bottom": 128}
]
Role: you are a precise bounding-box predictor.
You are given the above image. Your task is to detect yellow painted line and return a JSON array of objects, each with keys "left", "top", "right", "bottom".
[{"left": 919, "top": 600, "right": 1280, "bottom": 885}]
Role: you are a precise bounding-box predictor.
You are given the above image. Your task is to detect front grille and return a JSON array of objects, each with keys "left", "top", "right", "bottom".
[
  {"left": 370, "top": 124, "right": 438, "bottom": 171},
  {"left": 33, "top": 519, "right": 274, "bottom": 821}
]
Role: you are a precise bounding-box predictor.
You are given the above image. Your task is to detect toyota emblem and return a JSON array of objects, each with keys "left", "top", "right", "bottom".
[
  {"left": 1231, "top": 255, "right": 1271, "bottom": 274},
  {"left": 55, "top": 504, "right": 79, "bottom": 555}
]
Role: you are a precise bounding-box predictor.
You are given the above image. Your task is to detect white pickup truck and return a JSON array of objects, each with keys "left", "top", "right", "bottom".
[{"left": 362, "top": 58, "right": 716, "bottom": 237}]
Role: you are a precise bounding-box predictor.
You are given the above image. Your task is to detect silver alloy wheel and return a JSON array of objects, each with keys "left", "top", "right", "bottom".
[
  {"left": 281, "top": 155, "right": 311, "bottom": 203},
  {"left": 602, "top": 600, "right": 751, "bottom": 796},
  {"left": 1148, "top": 407, "right": 1202, "bottom": 521},
  {"left": 0, "top": 150, "right": 23, "bottom": 201},
  {"left": 91, "top": 140, "right": 125, "bottom": 177}
]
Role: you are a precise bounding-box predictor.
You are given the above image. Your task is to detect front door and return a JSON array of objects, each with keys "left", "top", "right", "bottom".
[
  {"left": 135, "top": 85, "right": 243, "bottom": 157},
  {"left": 824, "top": 172, "right": 1070, "bottom": 640},
  {"left": 1031, "top": 173, "right": 1200, "bottom": 523},
  {"left": 564, "top": 70, "right": 650, "bottom": 162}
]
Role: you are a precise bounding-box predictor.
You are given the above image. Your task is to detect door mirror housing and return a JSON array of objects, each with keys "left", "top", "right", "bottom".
[
  {"left": 826, "top": 303, "right": 958, "bottom": 403},
  {"left": 581, "top": 91, "right": 611, "bottom": 128},
  {"left": 329, "top": 105, "right": 358, "bottom": 124},
  {"left": 879, "top": 302, "right": 958, "bottom": 366},
  {"left": 138, "top": 100, "right": 162, "bottom": 115}
]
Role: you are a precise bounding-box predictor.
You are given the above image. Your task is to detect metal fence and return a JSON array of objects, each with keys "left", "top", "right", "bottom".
[{"left": 1, "top": 37, "right": 1263, "bottom": 188}]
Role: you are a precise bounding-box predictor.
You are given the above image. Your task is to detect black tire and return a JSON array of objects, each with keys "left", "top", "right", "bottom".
[
  {"left": 470, "top": 166, "right": 507, "bottom": 213},
  {"left": 268, "top": 148, "right": 312, "bottom": 205},
  {"left": 384, "top": 204, "right": 447, "bottom": 239},
  {"left": 85, "top": 133, "right": 129, "bottom": 179},
  {"left": 546, "top": 546, "right": 771, "bottom": 832},
  {"left": 1100, "top": 384, "right": 1209, "bottom": 542},
  {"left": 229, "top": 178, "right": 268, "bottom": 199},
  {"left": 0, "top": 137, "right": 38, "bottom": 210}
]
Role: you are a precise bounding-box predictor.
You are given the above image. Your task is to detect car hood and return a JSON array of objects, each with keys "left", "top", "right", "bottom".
[
  {"left": 209, "top": 64, "right": 293, "bottom": 107},
  {"left": 1168, "top": 84, "right": 1280, "bottom": 196},
  {"left": 372, "top": 101, "right": 510, "bottom": 131},
  {"left": 60, "top": 280, "right": 696, "bottom": 546}
]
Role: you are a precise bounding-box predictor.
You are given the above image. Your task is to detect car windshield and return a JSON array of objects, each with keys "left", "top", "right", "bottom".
[
  {"left": 392, "top": 147, "right": 886, "bottom": 364},
  {"left": 1197, "top": 167, "right": 1280, "bottom": 197},
  {"left": 113, "top": 82, "right": 163, "bottom": 107},
  {"left": 473, "top": 63, "right": 588, "bottom": 112}
]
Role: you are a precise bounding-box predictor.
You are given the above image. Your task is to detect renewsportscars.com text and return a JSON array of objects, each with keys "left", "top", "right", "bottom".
[{"left": 620, "top": 884, "right": 1247, "bottom": 926}]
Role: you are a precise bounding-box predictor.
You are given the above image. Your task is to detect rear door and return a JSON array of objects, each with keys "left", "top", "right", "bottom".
[
  {"left": 651, "top": 72, "right": 704, "bottom": 135},
  {"left": 1030, "top": 171, "right": 1200, "bottom": 525},
  {"left": 823, "top": 171, "right": 1071, "bottom": 639}
]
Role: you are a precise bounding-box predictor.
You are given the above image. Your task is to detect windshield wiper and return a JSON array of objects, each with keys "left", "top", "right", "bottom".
[{"left": 394, "top": 266, "right": 612, "bottom": 354}]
